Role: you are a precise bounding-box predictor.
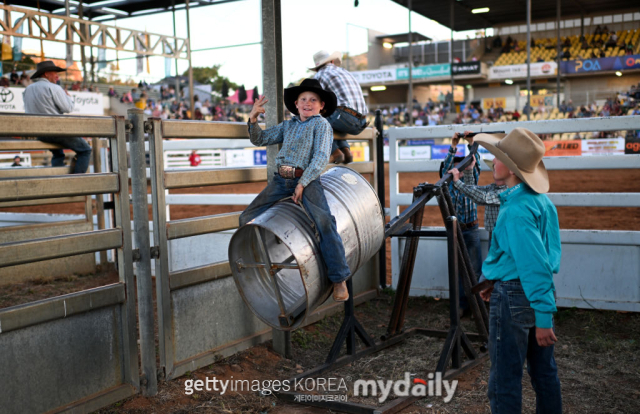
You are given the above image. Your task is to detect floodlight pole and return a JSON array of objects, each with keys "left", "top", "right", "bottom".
[
  {"left": 556, "top": 0, "right": 561, "bottom": 108},
  {"left": 408, "top": 0, "right": 413, "bottom": 125},
  {"left": 450, "top": 0, "right": 455, "bottom": 114},
  {"left": 526, "top": 0, "right": 531, "bottom": 120},
  {"left": 186, "top": 0, "right": 195, "bottom": 119},
  {"left": 172, "top": 0, "right": 181, "bottom": 99}
]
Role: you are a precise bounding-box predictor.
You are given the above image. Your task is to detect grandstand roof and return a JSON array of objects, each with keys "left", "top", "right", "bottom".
[
  {"left": 391, "top": 0, "right": 639, "bottom": 32},
  {"left": 376, "top": 32, "right": 431, "bottom": 44},
  {"left": 11, "top": 0, "right": 243, "bottom": 20}
]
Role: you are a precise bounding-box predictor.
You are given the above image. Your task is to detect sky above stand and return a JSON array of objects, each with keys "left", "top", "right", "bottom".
[{"left": 15, "top": 0, "right": 481, "bottom": 91}]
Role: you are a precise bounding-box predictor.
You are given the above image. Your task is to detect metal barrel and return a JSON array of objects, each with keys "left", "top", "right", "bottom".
[{"left": 229, "top": 166, "right": 384, "bottom": 330}]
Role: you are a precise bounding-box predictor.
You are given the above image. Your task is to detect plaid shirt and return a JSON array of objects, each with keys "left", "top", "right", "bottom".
[
  {"left": 453, "top": 179, "right": 507, "bottom": 232},
  {"left": 442, "top": 145, "right": 481, "bottom": 226},
  {"left": 314, "top": 64, "right": 368, "bottom": 115},
  {"left": 248, "top": 115, "right": 331, "bottom": 187}
]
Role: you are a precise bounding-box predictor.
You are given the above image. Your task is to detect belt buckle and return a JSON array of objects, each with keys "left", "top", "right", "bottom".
[{"left": 280, "top": 165, "right": 295, "bottom": 179}]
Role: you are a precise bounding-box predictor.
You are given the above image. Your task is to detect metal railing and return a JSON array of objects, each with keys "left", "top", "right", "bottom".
[
  {"left": 0, "top": 114, "right": 139, "bottom": 413},
  {"left": 387, "top": 116, "right": 640, "bottom": 310}
]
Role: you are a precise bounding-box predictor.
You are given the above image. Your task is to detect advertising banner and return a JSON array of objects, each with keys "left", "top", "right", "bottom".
[
  {"left": 452, "top": 61, "right": 481, "bottom": 75},
  {"left": 530, "top": 94, "right": 557, "bottom": 107},
  {"left": 0, "top": 87, "right": 104, "bottom": 115},
  {"left": 253, "top": 149, "right": 267, "bottom": 165},
  {"left": 544, "top": 140, "right": 582, "bottom": 156},
  {"left": 581, "top": 138, "right": 625, "bottom": 156},
  {"left": 560, "top": 55, "right": 640, "bottom": 74},
  {"left": 398, "top": 145, "right": 431, "bottom": 160},
  {"left": 489, "top": 62, "right": 557, "bottom": 80},
  {"left": 351, "top": 69, "right": 397, "bottom": 84},
  {"left": 431, "top": 144, "right": 465, "bottom": 159},
  {"left": 405, "top": 139, "right": 435, "bottom": 146},
  {"left": 397, "top": 64, "right": 450, "bottom": 80},
  {"left": 350, "top": 145, "right": 368, "bottom": 162},
  {"left": 625, "top": 136, "right": 640, "bottom": 154},
  {"left": 482, "top": 97, "right": 507, "bottom": 109}
]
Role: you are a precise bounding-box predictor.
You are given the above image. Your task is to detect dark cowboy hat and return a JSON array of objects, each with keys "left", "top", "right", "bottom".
[
  {"left": 283, "top": 78, "right": 337, "bottom": 118},
  {"left": 31, "top": 61, "right": 67, "bottom": 79}
]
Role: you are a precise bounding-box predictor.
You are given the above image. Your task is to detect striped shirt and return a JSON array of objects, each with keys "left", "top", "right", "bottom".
[
  {"left": 453, "top": 178, "right": 507, "bottom": 232},
  {"left": 442, "top": 145, "right": 481, "bottom": 226},
  {"left": 248, "top": 115, "right": 332, "bottom": 187},
  {"left": 314, "top": 64, "right": 368, "bottom": 115}
]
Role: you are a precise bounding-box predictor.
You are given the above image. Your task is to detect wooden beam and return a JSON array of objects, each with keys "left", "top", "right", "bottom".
[
  {"left": 0, "top": 173, "right": 119, "bottom": 202},
  {"left": 167, "top": 212, "right": 240, "bottom": 240},
  {"left": 169, "top": 261, "right": 232, "bottom": 290},
  {"left": 164, "top": 167, "right": 266, "bottom": 189}
]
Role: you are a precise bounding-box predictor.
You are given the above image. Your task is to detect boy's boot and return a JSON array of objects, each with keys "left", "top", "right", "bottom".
[
  {"left": 340, "top": 147, "right": 353, "bottom": 164},
  {"left": 333, "top": 281, "right": 349, "bottom": 302},
  {"left": 329, "top": 148, "right": 345, "bottom": 164}
]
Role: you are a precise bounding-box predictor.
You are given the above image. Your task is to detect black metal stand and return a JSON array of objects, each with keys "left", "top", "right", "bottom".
[{"left": 276, "top": 148, "right": 489, "bottom": 414}]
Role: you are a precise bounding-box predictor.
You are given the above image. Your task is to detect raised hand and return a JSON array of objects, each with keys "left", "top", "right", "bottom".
[{"left": 249, "top": 96, "right": 268, "bottom": 123}]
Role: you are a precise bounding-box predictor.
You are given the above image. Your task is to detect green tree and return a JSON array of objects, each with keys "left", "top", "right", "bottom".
[{"left": 183, "top": 65, "right": 238, "bottom": 95}]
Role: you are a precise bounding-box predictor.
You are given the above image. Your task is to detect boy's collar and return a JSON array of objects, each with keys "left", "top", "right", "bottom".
[
  {"left": 499, "top": 182, "right": 525, "bottom": 202},
  {"left": 293, "top": 114, "right": 321, "bottom": 122}
]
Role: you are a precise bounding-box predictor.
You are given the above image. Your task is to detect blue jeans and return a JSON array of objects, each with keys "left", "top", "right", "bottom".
[
  {"left": 239, "top": 174, "right": 351, "bottom": 283},
  {"left": 39, "top": 136, "right": 92, "bottom": 174},
  {"left": 488, "top": 280, "right": 562, "bottom": 414},
  {"left": 326, "top": 108, "right": 368, "bottom": 153},
  {"left": 460, "top": 226, "right": 482, "bottom": 310}
]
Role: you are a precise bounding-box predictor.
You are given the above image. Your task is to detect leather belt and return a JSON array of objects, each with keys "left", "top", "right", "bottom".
[
  {"left": 278, "top": 165, "right": 304, "bottom": 179},
  {"left": 337, "top": 106, "right": 366, "bottom": 120},
  {"left": 458, "top": 219, "right": 478, "bottom": 231}
]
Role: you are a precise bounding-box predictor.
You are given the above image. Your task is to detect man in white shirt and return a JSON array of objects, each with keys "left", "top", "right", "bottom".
[{"left": 23, "top": 61, "right": 91, "bottom": 173}]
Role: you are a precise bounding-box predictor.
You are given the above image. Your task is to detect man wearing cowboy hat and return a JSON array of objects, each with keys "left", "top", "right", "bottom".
[
  {"left": 311, "top": 50, "right": 368, "bottom": 164},
  {"left": 240, "top": 78, "right": 352, "bottom": 302},
  {"left": 23, "top": 60, "right": 92, "bottom": 174},
  {"left": 475, "top": 128, "right": 562, "bottom": 413}
]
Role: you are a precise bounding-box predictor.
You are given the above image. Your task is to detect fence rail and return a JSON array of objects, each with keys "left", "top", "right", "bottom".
[{"left": 387, "top": 116, "right": 640, "bottom": 311}]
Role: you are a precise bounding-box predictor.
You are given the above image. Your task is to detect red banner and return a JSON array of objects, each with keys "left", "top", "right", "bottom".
[{"left": 544, "top": 140, "right": 582, "bottom": 156}]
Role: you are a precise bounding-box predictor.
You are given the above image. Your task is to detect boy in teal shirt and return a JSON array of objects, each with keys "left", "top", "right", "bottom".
[{"left": 475, "top": 128, "right": 562, "bottom": 414}]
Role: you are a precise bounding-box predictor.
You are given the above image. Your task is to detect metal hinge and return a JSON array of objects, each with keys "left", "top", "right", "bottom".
[
  {"left": 132, "top": 247, "right": 160, "bottom": 262},
  {"left": 132, "top": 248, "right": 141, "bottom": 262},
  {"left": 150, "top": 246, "right": 160, "bottom": 259},
  {"left": 125, "top": 120, "right": 133, "bottom": 133},
  {"left": 144, "top": 120, "right": 153, "bottom": 133}
]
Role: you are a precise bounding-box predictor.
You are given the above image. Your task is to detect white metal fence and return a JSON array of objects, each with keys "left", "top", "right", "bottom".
[{"left": 387, "top": 116, "right": 640, "bottom": 312}]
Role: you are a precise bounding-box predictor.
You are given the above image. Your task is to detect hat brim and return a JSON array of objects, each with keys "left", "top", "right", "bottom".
[
  {"left": 31, "top": 66, "right": 66, "bottom": 79},
  {"left": 483, "top": 158, "right": 494, "bottom": 171},
  {"left": 284, "top": 85, "right": 337, "bottom": 118},
  {"left": 309, "top": 51, "right": 343, "bottom": 71},
  {"left": 475, "top": 133, "right": 549, "bottom": 193}
]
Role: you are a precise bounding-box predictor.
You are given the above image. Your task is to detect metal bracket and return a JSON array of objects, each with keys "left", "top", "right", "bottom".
[
  {"left": 132, "top": 249, "right": 141, "bottom": 262},
  {"left": 124, "top": 120, "right": 133, "bottom": 133},
  {"left": 103, "top": 201, "right": 115, "bottom": 210},
  {"left": 144, "top": 121, "right": 153, "bottom": 133},
  {"left": 150, "top": 246, "right": 160, "bottom": 259}
]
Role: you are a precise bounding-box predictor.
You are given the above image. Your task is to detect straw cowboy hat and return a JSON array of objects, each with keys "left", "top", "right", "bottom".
[
  {"left": 483, "top": 158, "right": 494, "bottom": 171},
  {"left": 284, "top": 78, "right": 337, "bottom": 118},
  {"left": 309, "top": 50, "right": 343, "bottom": 71},
  {"left": 31, "top": 60, "right": 67, "bottom": 79},
  {"left": 475, "top": 128, "right": 550, "bottom": 193}
]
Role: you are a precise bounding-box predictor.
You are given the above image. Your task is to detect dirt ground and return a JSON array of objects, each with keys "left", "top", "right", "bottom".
[{"left": 2, "top": 164, "right": 640, "bottom": 413}]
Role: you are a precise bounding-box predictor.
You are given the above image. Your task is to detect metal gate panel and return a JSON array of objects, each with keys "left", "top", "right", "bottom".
[{"left": 0, "top": 115, "right": 139, "bottom": 413}]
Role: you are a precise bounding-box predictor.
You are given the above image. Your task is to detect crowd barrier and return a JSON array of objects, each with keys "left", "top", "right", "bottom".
[
  {"left": 387, "top": 116, "right": 640, "bottom": 312},
  {"left": 0, "top": 114, "right": 138, "bottom": 413}
]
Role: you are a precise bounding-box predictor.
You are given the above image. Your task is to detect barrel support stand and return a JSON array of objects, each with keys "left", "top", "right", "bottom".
[{"left": 276, "top": 149, "right": 489, "bottom": 413}]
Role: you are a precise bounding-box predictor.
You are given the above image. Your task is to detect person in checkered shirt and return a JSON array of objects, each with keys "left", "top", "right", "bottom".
[
  {"left": 448, "top": 158, "right": 508, "bottom": 247},
  {"left": 311, "top": 50, "right": 368, "bottom": 164}
]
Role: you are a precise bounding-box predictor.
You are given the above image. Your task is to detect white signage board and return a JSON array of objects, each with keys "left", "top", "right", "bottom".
[
  {"left": 488, "top": 62, "right": 557, "bottom": 80},
  {"left": 350, "top": 69, "right": 397, "bottom": 85},
  {"left": 0, "top": 87, "right": 104, "bottom": 115},
  {"left": 398, "top": 145, "right": 431, "bottom": 160},
  {"left": 581, "top": 138, "right": 626, "bottom": 156}
]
